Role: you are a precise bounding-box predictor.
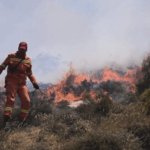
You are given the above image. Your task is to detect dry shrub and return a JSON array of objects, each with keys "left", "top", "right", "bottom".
[
  {"left": 24, "top": 100, "right": 53, "bottom": 126},
  {"left": 30, "top": 100, "right": 53, "bottom": 114},
  {"left": 136, "top": 56, "right": 150, "bottom": 94},
  {"left": 121, "top": 92, "right": 138, "bottom": 105},
  {"left": 60, "top": 130, "right": 140, "bottom": 150},
  {"left": 40, "top": 108, "right": 89, "bottom": 140},
  {"left": 56, "top": 100, "right": 70, "bottom": 109},
  {"left": 98, "top": 94, "right": 113, "bottom": 114},
  {"left": 100, "top": 80, "right": 125, "bottom": 94},
  {"left": 110, "top": 102, "right": 125, "bottom": 114},
  {"left": 100, "top": 102, "right": 150, "bottom": 150},
  {"left": 75, "top": 94, "right": 113, "bottom": 119},
  {"left": 0, "top": 109, "right": 4, "bottom": 130},
  {"left": 101, "top": 102, "right": 149, "bottom": 130},
  {"left": 127, "top": 126, "right": 150, "bottom": 150},
  {"left": 0, "top": 100, "right": 54, "bottom": 131},
  {"left": 82, "top": 93, "right": 92, "bottom": 100},
  {"left": 140, "top": 88, "right": 150, "bottom": 115},
  {"left": 0, "top": 95, "right": 149, "bottom": 150},
  {"left": 0, "top": 130, "right": 9, "bottom": 150},
  {"left": 0, "top": 127, "right": 40, "bottom": 150}
]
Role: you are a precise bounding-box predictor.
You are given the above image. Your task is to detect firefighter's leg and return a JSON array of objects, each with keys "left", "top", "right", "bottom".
[
  {"left": 3, "top": 84, "right": 18, "bottom": 118},
  {"left": 3, "top": 84, "right": 18, "bottom": 127},
  {"left": 18, "top": 85, "right": 30, "bottom": 121}
]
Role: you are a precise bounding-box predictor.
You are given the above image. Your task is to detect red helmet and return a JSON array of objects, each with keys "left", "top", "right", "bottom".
[{"left": 18, "top": 42, "right": 28, "bottom": 52}]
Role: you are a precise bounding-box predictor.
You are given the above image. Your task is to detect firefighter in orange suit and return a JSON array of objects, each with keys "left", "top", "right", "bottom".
[{"left": 0, "top": 42, "right": 39, "bottom": 127}]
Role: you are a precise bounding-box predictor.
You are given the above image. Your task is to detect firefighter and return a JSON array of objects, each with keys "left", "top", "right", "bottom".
[{"left": 0, "top": 42, "right": 39, "bottom": 127}]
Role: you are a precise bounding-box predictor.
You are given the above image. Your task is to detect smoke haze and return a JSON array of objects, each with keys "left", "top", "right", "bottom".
[{"left": 0, "top": 0, "right": 150, "bottom": 83}]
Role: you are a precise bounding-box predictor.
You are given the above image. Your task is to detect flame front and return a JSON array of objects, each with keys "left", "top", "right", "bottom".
[{"left": 44, "top": 66, "right": 137, "bottom": 103}]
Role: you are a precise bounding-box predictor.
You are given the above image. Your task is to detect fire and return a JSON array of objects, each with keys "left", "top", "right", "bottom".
[
  {"left": 100, "top": 68, "right": 122, "bottom": 82},
  {"left": 46, "top": 71, "right": 86, "bottom": 103},
  {"left": 92, "top": 68, "right": 136, "bottom": 83},
  {"left": 74, "top": 73, "right": 90, "bottom": 85},
  {"left": 100, "top": 68, "right": 137, "bottom": 92},
  {"left": 44, "top": 65, "right": 137, "bottom": 103},
  {"left": 91, "top": 68, "right": 137, "bottom": 93}
]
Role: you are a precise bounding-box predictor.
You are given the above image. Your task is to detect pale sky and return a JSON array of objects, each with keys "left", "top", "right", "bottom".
[{"left": 0, "top": 0, "right": 150, "bottom": 84}]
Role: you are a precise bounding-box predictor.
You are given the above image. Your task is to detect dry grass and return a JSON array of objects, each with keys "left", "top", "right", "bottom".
[
  {"left": 60, "top": 130, "right": 140, "bottom": 150},
  {"left": 0, "top": 127, "right": 40, "bottom": 150},
  {"left": 0, "top": 97, "right": 150, "bottom": 150}
]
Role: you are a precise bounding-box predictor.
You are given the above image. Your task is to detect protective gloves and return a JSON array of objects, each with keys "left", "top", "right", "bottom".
[{"left": 33, "top": 83, "right": 39, "bottom": 89}]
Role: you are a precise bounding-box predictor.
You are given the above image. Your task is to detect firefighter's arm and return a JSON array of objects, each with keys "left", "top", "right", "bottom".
[
  {"left": 0, "top": 55, "right": 10, "bottom": 74},
  {"left": 27, "top": 65, "right": 39, "bottom": 89},
  {"left": 28, "top": 74, "right": 39, "bottom": 89}
]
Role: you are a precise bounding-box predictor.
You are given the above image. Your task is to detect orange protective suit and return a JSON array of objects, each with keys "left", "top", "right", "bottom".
[{"left": 0, "top": 52, "right": 37, "bottom": 121}]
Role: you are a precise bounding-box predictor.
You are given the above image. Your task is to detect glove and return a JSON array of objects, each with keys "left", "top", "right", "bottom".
[{"left": 33, "top": 83, "right": 39, "bottom": 89}]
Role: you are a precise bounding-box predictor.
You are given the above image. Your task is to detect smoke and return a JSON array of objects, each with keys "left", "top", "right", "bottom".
[
  {"left": 31, "top": 54, "right": 69, "bottom": 84},
  {"left": 0, "top": 0, "right": 150, "bottom": 83},
  {"left": 32, "top": 0, "right": 150, "bottom": 67}
]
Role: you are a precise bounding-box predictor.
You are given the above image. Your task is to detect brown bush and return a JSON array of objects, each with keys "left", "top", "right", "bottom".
[
  {"left": 140, "top": 88, "right": 150, "bottom": 115},
  {"left": 1, "top": 96, "right": 150, "bottom": 150},
  {"left": 60, "top": 130, "right": 141, "bottom": 150},
  {"left": 75, "top": 94, "right": 113, "bottom": 120},
  {"left": 56, "top": 100, "right": 70, "bottom": 109},
  {"left": 136, "top": 56, "right": 150, "bottom": 94}
]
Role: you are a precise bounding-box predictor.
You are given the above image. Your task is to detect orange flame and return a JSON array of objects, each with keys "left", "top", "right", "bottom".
[
  {"left": 44, "top": 65, "right": 137, "bottom": 103},
  {"left": 91, "top": 68, "right": 137, "bottom": 92}
]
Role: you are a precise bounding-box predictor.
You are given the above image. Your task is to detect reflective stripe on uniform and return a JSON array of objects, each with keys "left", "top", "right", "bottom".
[
  {"left": 1, "top": 63, "right": 6, "bottom": 69},
  {"left": 10, "top": 58, "right": 31, "bottom": 64},
  {"left": 23, "top": 60, "right": 31, "bottom": 64},
  {"left": 27, "top": 72, "right": 32, "bottom": 76},
  {"left": 21, "top": 109, "right": 29, "bottom": 114},
  {"left": 4, "top": 107, "right": 13, "bottom": 112}
]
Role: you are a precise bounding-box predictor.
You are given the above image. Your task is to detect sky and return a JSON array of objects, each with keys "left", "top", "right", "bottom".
[{"left": 0, "top": 0, "right": 150, "bottom": 84}]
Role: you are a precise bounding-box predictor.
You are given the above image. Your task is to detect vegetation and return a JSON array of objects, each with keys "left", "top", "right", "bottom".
[
  {"left": 100, "top": 80, "right": 125, "bottom": 94},
  {"left": 139, "top": 88, "right": 150, "bottom": 115},
  {"left": 75, "top": 94, "right": 113, "bottom": 120},
  {"left": 136, "top": 56, "right": 150, "bottom": 94},
  {"left": 1, "top": 61, "right": 150, "bottom": 149},
  {"left": 0, "top": 95, "right": 150, "bottom": 150}
]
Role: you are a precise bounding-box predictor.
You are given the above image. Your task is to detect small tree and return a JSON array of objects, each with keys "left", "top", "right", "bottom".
[
  {"left": 100, "top": 80, "right": 125, "bottom": 94},
  {"left": 140, "top": 89, "right": 150, "bottom": 115},
  {"left": 136, "top": 55, "right": 150, "bottom": 94}
]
